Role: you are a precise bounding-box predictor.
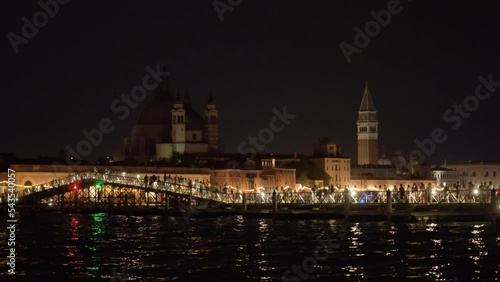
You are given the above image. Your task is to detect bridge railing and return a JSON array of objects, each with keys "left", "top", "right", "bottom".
[{"left": 15, "top": 175, "right": 75, "bottom": 197}]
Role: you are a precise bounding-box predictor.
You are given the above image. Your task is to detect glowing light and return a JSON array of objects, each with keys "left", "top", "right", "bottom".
[
  {"left": 95, "top": 180, "right": 104, "bottom": 189},
  {"left": 474, "top": 189, "right": 479, "bottom": 195},
  {"left": 350, "top": 190, "right": 356, "bottom": 197}
]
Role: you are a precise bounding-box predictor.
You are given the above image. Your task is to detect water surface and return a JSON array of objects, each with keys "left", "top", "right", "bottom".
[{"left": 1, "top": 213, "right": 499, "bottom": 281}]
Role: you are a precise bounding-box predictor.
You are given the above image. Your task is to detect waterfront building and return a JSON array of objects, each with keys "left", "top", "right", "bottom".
[
  {"left": 261, "top": 158, "right": 297, "bottom": 189},
  {"left": 309, "top": 138, "right": 351, "bottom": 188},
  {"left": 209, "top": 169, "right": 263, "bottom": 191},
  {"left": 431, "top": 165, "right": 462, "bottom": 188},
  {"left": 442, "top": 161, "right": 500, "bottom": 188},
  {"left": 210, "top": 157, "right": 296, "bottom": 191}
]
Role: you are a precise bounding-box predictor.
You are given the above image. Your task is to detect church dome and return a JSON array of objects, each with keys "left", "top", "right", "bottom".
[
  {"left": 137, "top": 94, "right": 174, "bottom": 125},
  {"left": 185, "top": 107, "right": 204, "bottom": 130},
  {"left": 183, "top": 92, "right": 204, "bottom": 131},
  {"left": 391, "top": 152, "right": 407, "bottom": 172},
  {"left": 136, "top": 90, "right": 205, "bottom": 130},
  {"left": 378, "top": 155, "right": 392, "bottom": 166}
]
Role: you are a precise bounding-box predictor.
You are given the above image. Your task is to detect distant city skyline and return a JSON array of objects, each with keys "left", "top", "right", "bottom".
[
  {"left": 2, "top": 1, "right": 499, "bottom": 163},
  {"left": 3, "top": 2, "right": 500, "bottom": 281}
]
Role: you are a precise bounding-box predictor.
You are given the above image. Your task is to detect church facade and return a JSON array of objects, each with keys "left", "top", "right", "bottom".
[{"left": 115, "top": 75, "right": 218, "bottom": 162}]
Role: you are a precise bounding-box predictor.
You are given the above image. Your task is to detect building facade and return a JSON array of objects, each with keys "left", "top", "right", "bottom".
[
  {"left": 310, "top": 157, "right": 351, "bottom": 188},
  {"left": 261, "top": 159, "right": 297, "bottom": 189},
  {"left": 431, "top": 166, "right": 462, "bottom": 188},
  {"left": 443, "top": 162, "right": 500, "bottom": 188},
  {"left": 206, "top": 159, "right": 296, "bottom": 191},
  {"left": 310, "top": 138, "right": 351, "bottom": 187},
  {"left": 350, "top": 165, "right": 435, "bottom": 190},
  {"left": 209, "top": 169, "right": 263, "bottom": 191}
]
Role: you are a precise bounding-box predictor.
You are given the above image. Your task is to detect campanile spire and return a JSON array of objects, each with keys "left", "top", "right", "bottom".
[{"left": 357, "top": 82, "right": 379, "bottom": 165}]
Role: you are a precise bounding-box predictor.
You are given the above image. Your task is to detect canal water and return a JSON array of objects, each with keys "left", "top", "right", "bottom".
[{"left": 1, "top": 213, "right": 499, "bottom": 281}]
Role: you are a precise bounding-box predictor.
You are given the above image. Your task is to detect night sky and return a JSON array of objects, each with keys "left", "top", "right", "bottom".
[{"left": 2, "top": 0, "right": 499, "bottom": 163}]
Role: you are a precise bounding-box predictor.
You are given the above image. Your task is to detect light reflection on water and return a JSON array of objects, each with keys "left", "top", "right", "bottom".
[{"left": 0, "top": 214, "right": 498, "bottom": 281}]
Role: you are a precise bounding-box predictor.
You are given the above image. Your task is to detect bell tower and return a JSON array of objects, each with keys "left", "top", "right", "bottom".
[
  {"left": 171, "top": 93, "right": 186, "bottom": 144},
  {"left": 357, "top": 82, "right": 379, "bottom": 165},
  {"left": 204, "top": 94, "right": 218, "bottom": 152}
]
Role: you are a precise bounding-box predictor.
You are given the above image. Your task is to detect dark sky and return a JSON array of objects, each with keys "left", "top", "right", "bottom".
[{"left": 2, "top": 0, "right": 499, "bottom": 163}]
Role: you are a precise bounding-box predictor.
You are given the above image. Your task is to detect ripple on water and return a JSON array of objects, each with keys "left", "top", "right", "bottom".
[{"left": 1, "top": 214, "right": 499, "bottom": 281}]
